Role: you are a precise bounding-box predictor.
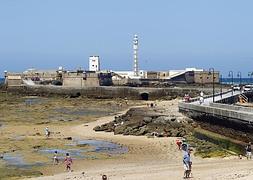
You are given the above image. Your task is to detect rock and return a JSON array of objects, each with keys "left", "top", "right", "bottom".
[
  {"left": 136, "top": 126, "right": 148, "bottom": 136},
  {"left": 114, "top": 126, "right": 126, "bottom": 135},
  {"left": 33, "top": 145, "right": 41, "bottom": 149},
  {"left": 170, "top": 117, "right": 176, "bottom": 121},
  {"left": 93, "top": 126, "right": 102, "bottom": 131},
  {"left": 77, "top": 144, "right": 89, "bottom": 147},
  {"left": 64, "top": 137, "right": 72, "bottom": 140},
  {"left": 153, "top": 116, "right": 166, "bottom": 124},
  {"left": 123, "top": 127, "right": 133, "bottom": 135},
  {"left": 143, "top": 117, "right": 152, "bottom": 123}
]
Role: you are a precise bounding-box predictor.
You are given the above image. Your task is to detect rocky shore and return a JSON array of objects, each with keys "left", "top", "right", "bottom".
[{"left": 94, "top": 104, "right": 196, "bottom": 137}]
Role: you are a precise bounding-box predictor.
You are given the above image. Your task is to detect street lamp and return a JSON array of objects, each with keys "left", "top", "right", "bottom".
[
  {"left": 200, "top": 75, "right": 204, "bottom": 90},
  {"left": 248, "top": 72, "right": 253, "bottom": 84},
  {"left": 220, "top": 74, "right": 223, "bottom": 98},
  {"left": 209, "top": 68, "right": 215, "bottom": 102},
  {"left": 228, "top": 71, "right": 234, "bottom": 95},
  {"left": 248, "top": 72, "right": 253, "bottom": 91},
  {"left": 237, "top": 71, "right": 242, "bottom": 86}
]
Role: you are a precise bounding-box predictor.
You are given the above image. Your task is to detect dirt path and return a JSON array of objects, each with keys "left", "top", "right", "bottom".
[{"left": 27, "top": 100, "right": 253, "bottom": 180}]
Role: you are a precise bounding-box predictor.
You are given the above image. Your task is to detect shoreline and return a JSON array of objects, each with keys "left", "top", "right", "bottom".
[{"left": 27, "top": 100, "right": 253, "bottom": 180}]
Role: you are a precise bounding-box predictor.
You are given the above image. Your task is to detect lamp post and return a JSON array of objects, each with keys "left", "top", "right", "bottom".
[
  {"left": 248, "top": 72, "right": 253, "bottom": 91},
  {"left": 200, "top": 75, "right": 204, "bottom": 90},
  {"left": 228, "top": 71, "right": 234, "bottom": 95},
  {"left": 209, "top": 68, "right": 215, "bottom": 102},
  {"left": 220, "top": 74, "right": 222, "bottom": 98},
  {"left": 237, "top": 71, "right": 242, "bottom": 86},
  {"left": 248, "top": 72, "right": 253, "bottom": 84}
]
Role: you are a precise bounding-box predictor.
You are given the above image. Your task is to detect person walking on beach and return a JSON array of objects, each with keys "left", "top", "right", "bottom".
[
  {"left": 246, "top": 142, "right": 252, "bottom": 160},
  {"left": 187, "top": 149, "right": 193, "bottom": 178},
  {"left": 64, "top": 153, "right": 73, "bottom": 172},
  {"left": 45, "top": 127, "right": 50, "bottom": 138},
  {"left": 176, "top": 139, "right": 182, "bottom": 150},
  {"left": 183, "top": 149, "right": 191, "bottom": 178},
  {"left": 53, "top": 151, "right": 59, "bottom": 165},
  {"left": 199, "top": 91, "right": 204, "bottom": 104}
]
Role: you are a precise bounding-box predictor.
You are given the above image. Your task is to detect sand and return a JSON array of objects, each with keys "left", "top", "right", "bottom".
[{"left": 27, "top": 100, "right": 253, "bottom": 180}]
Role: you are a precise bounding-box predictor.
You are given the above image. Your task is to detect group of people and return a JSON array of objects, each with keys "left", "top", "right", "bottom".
[
  {"left": 177, "top": 139, "right": 253, "bottom": 179},
  {"left": 45, "top": 125, "right": 253, "bottom": 179},
  {"left": 52, "top": 151, "right": 73, "bottom": 171},
  {"left": 184, "top": 91, "right": 205, "bottom": 105},
  {"left": 45, "top": 127, "right": 73, "bottom": 171}
]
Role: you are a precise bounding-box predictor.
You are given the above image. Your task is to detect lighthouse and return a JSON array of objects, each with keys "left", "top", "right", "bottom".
[{"left": 133, "top": 34, "right": 139, "bottom": 77}]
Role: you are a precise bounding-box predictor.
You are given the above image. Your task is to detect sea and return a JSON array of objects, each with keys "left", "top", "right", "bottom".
[{"left": 221, "top": 78, "right": 252, "bottom": 85}]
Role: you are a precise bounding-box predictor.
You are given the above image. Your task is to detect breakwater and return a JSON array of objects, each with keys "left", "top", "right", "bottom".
[{"left": 5, "top": 85, "right": 206, "bottom": 100}]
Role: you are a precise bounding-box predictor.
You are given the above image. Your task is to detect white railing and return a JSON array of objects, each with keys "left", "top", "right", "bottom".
[{"left": 239, "top": 93, "right": 248, "bottom": 103}]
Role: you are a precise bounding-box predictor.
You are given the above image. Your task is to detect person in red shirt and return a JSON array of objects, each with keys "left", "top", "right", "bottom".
[
  {"left": 176, "top": 139, "right": 182, "bottom": 150},
  {"left": 64, "top": 153, "right": 73, "bottom": 171}
]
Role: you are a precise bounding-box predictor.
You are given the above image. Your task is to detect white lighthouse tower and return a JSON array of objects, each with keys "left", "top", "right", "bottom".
[{"left": 133, "top": 34, "right": 139, "bottom": 77}]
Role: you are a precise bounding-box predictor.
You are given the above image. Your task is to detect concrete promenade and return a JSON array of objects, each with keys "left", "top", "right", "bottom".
[
  {"left": 191, "top": 90, "right": 241, "bottom": 105},
  {"left": 179, "top": 90, "right": 253, "bottom": 125}
]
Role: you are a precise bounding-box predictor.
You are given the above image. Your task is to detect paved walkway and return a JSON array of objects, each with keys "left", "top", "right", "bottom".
[{"left": 191, "top": 90, "right": 241, "bottom": 105}]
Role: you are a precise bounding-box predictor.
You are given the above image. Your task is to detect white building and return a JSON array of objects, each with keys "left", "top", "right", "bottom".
[
  {"left": 113, "top": 70, "right": 145, "bottom": 80},
  {"left": 89, "top": 56, "right": 100, "bottom": 72}
]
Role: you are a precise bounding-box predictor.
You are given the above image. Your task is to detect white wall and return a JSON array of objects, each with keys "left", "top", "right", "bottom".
[{"left": 89, "top": 56, "right": 100, "bottom": 71}]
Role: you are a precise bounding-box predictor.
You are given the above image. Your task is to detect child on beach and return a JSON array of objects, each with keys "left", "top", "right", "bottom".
[
  {"left": 183, "top": 149, "right": 191, "bottom": 179},
  {"left": 176, "top": 139, "right": 182, "bottom": 150},
  {"left": 45, "top": 127, "right": 50, "bottom": 138},
  {"left": 53, "top": 151, "right": 59, "bottom": 165},
  {"left": 246, "top": 142, "right": 252, "bottom": 160},
  {"left": 64, "top": 153, "right": 73, "bottom": 171}
]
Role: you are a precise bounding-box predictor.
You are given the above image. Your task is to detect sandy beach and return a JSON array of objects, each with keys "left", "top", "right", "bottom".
[{"left": 26, "top": 100, "right": 253, "bottom": 180}]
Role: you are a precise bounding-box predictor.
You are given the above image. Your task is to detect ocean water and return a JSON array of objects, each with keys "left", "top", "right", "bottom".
[{"left": 221, "top": 78, "right": 252, "bottom": 85}]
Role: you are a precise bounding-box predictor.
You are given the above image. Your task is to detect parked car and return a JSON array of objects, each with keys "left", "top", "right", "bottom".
[
  {"left": 243, "top": 85, "right": 253, "bottom": 92},
  {"left": 232, "top": 85, "right": 240, "bottom": 91}
]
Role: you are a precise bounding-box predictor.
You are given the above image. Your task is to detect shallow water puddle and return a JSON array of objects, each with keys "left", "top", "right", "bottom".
[
  {"left": 39, "top": 148, "right": 86, "bottom": 159},
  {"left": 75, "top": 139, "right": 128, "bottom": 154},
  {"left": 24, "top": 97, "right": 46, "bottom": 106},
  {"left": 1, "top": 153, "right": 44, "bottom": 168},
  {"left": 1, "top": 140, "right": 127, "bottom": 168}
]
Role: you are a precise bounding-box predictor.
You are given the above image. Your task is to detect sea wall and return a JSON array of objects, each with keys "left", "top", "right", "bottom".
[{"left": 6, "top": 85, "right": 205, "bottom": 100}]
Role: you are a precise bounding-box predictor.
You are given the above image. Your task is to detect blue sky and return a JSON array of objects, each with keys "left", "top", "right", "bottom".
[{"left": 0, "top": 0, "right": 253, "bottom": 77}]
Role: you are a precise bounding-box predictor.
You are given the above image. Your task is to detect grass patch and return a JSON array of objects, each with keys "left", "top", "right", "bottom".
[
  {"left": 187, "top": 128, "right": 245, "bottom": 158},
  {"left": 0, "top": 167, "right": 42, "bottom": 180}
]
